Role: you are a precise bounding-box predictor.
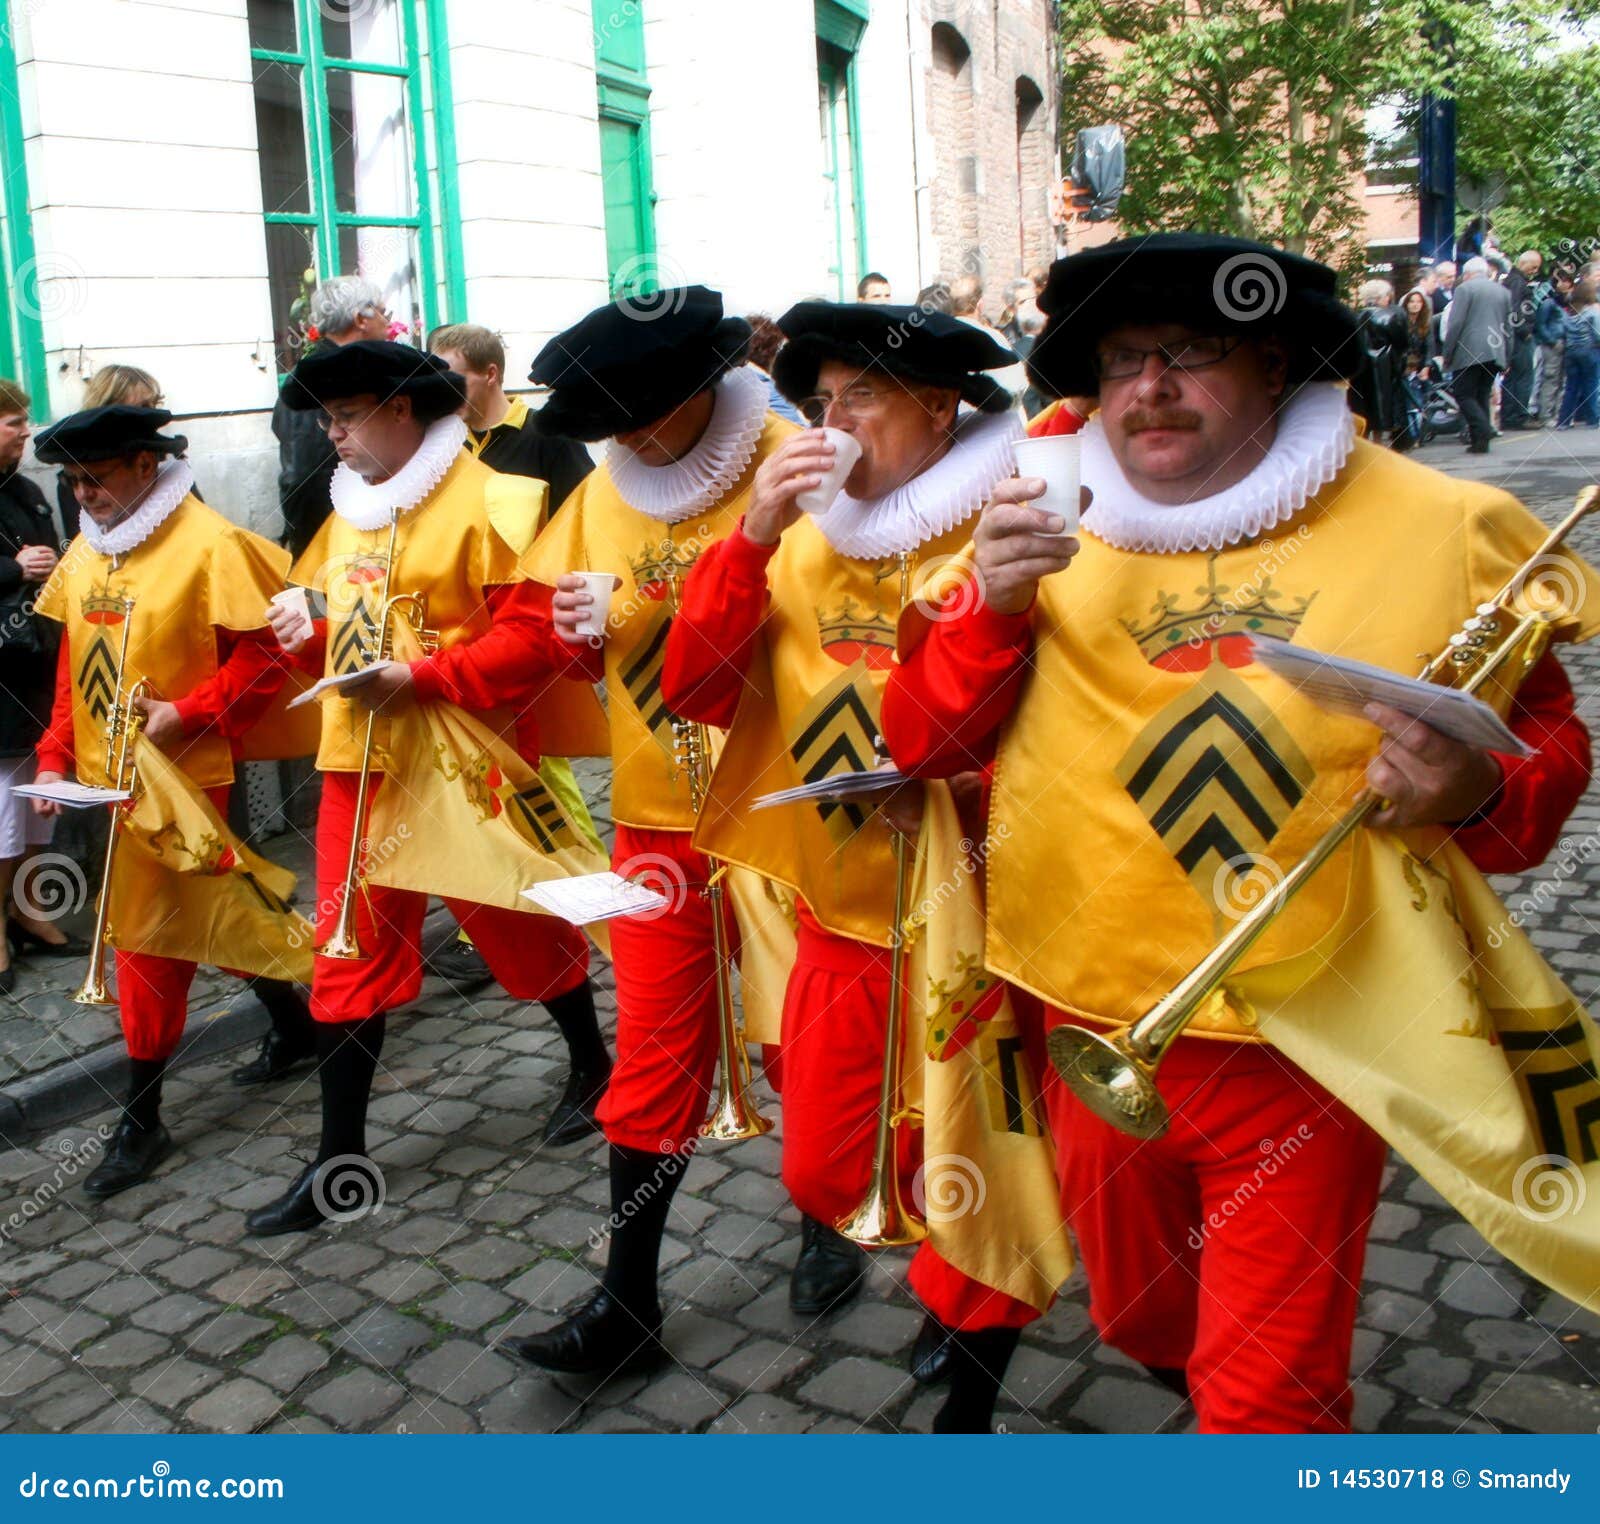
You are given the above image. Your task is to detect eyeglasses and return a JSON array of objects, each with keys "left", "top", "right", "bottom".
[
  {"left": 315, "top": 405, "right": 382, "bottom": 435},
  {"left": 797, "top": 384, "right": 895, "bottom": 426},
  {"left": 1094, "top": 334, "right": 1242, "bottom": 381}
]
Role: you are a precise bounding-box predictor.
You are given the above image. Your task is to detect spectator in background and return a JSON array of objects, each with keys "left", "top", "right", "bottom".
[
  {"left": 1400, "top": 287, "right": 1435, "bottom": 375},
  {"left": 856, "top": 271, "right": 892, "bottom": 303},
  {"left": 0, "top": 381, "right": 71, "bottom": 991},
  {"left": 744, "top": 314, "right": 803, "bottom": 424},
  {"left": 271, "top": 276, "right": 390, "bottom": 558},
  {"left": 56, "top": 365, "right": 164, "bottom": 541},
  {"left": 1431, "top": 261, "right": 1457, "bottom": 314},
  {"left": 916, "top": 281, "right": 954, "bottom": 315},
  {"left": 1442, "top": 256, "right": 1512, "bottom": 454},
  {"left": 951, "top": 275, "right": 1029, "bottom": 400},
  {"left": 1537, "top": 268, "right": 1575, "bottom": 425},
  {"left": 1501, "top": 250, "right": 1544, "bottom": 429},
  {"left": 1352, "top": 279, "right": 1408, "bottom": 446},
  {"left": 1556, "top": 264, "right": 1600, "bottom": 430},
  {"left": 428, "top": 324, "right": 593, "bottom": 512}
]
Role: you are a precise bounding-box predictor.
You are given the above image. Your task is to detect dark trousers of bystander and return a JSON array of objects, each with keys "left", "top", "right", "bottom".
[{"left": 1452, "top": 362, "right": 1499, "bottom": 451}]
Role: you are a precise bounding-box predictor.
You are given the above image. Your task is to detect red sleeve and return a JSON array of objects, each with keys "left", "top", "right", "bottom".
[
  {"left": 35, "top": 638, "right": 75, "bottom": 776},
  {"left": 499, "top": 581, "right": 605, "bottom": 689},
  {"left": 1029, "top": 405, "right": 1088, "bottom": 437},
  {"left": 289, "top": 618, "right": 327, "bottom": 677},
  {"left": 1450, "top": 650, "right": 1591, "bottom": 873},
  {"left": 659, "top": 524, "right": 776, "bottom": 728},
  {"left": 881, "top": 595, "right": 1034, "bottom": 776},
  {"left": 172, "top": 626, "right": 291, "bottom": 741}
]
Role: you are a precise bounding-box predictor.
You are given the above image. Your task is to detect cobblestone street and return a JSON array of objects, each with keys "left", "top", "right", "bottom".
[{"left": 2, "top": 427, "right": 1599, "bottom": 1436}]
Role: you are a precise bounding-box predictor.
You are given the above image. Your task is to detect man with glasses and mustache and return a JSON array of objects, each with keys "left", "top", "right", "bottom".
[
  {"left": 246, "top": 340, "right": 606, "bottom": 1236},
  {"left": 659, "top": 301, "right": 1051, "bottom": 1432},
  {"left": 880, "top": 233, "right": 1600, "bottom": 1431}
]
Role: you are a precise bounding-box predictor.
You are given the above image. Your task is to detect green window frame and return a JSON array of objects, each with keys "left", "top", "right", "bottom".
[
  {"left": 0, "top": 4, "right": 47, "bottom": 404},
  {"left": 249, "top": 0, "right": 465, "bottom": 370},
  {"left": 592, "top": 1, "right": 657, "bottom": 296},
  {"left": 816, "top": 0, "right": 869, "bottom": 300}
]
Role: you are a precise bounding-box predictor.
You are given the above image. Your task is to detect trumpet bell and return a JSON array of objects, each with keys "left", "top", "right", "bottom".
[
  {"left": 698, "top": 1095, "right": 774, "bottom": 1142},
  {"left": 72, "top": 967, "right": 114, "bottom": 1007},
  {"left": 316, "top": 927, "right": 364, "bottom": 961},
  {"left": 1046, "top": 1025, "right": 1171, "bottom": 1140},
  {"left": 834, "top": 1173, "right": 928, "bottom": 1247}
]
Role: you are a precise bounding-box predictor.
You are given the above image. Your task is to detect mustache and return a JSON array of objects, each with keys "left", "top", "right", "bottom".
[{"left": 1122, "top": 408, "right": 1203, "bottom": 434}]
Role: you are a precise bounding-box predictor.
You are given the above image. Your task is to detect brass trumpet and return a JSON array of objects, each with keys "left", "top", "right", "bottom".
[
  {"left": 319, "top": 513, "right": 436, "bottom": 960},
  {"left": 1048, "top": 485, "right": 1600, "bottom": 1140},
  {"left": 837, "top": 551, "right": 928, "bottom": 1246},
  {"left": 75, "top": 596, "right": 150, "bottom": 1007},
  {"left": 661, "top": 545, "right": 772, "bottom": 1140}
]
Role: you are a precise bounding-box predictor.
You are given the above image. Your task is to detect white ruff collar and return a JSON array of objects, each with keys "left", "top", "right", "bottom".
[
  {"left": 603, "top": 366, "right": 769, "bottom": 524},
  {"left": 81, "top": 459, "right": 194, "bottom": 558},
  {"left": 1080, "top": 382, "right": 1355, "bottom": 554},
  {"left": 330, "top": 414, "right": 468, "bottom": 531},
  {"left": 808, "top": 408, "right": 1025, "bottom": 559}
]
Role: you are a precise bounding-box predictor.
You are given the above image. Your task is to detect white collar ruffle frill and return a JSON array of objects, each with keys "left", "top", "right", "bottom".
[
  {"left": 604, "top": 365, "right": 770, "bottom": 525},
  {"left": 1079, "top": 382, "right": 1357, "bottom": 555},
  {"left": 808, "top": 407, "right": 1026, "bottom": 559},
  {"left": 81, "top": 459, "right": 195, "bottom": 559},
  {"left": 330, "top": 414, "right": 469, "bottom": 532}
]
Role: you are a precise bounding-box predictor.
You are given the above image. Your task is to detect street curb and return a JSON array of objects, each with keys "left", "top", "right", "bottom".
[{"left": 0, "top": 997, "right": 270, "bottom": 1143}]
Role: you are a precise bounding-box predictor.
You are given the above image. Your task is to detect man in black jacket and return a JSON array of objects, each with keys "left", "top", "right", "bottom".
[
  {"left": 271, "top": 277, "right": 392, "bottom": 557},
  {"left": 1502, "top": 250, "right": 1544, "bottom": 429}
]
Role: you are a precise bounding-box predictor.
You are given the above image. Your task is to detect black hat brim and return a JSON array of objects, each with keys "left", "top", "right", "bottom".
[{"left": 771, "top": 332, "right": 1014, "bottom": 416}]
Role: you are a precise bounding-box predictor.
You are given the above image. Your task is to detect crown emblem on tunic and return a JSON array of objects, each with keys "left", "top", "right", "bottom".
[
  {"left": 80, "top": 590, "right": 131, "bottom": 625},
  {"left": 817, "top": 595, "right": 895, "bottom": 652},
  {"left": 629, "top": 537, "right": 700, "bottom": 597},
  {"left": 1120, "top": 555, "right": 1316, "bottom": 663}
]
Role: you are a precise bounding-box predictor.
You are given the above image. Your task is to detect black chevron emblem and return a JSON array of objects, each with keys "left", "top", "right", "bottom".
[
  {"left": 503, "top": 778, "right": 577, "bottom": 854},
  {"left": 78, "top": 635, "right": 119, "bottom": 723},
  {"left": 618, "top": 601, "right": 677, "bottom": 757},
  {"left": 1495, "top": 1007, "right": 1600, "bottom": 1164},
  {"left": 788, "top": 662, "right": 881, "bottom": 846},
  {"left": 1116, "top": 668, "right": 1313, "bottom": 904},
  {"left": 330, "top": 601, "right": 380, "bottom": 676}
]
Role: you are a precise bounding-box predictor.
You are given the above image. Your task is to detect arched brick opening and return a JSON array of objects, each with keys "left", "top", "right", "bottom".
[{"left": 929, "top": 21, "right": 981, "bottom": 280}]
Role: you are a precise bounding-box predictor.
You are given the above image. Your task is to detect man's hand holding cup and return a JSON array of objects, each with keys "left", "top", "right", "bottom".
[
  {"left": 742, "top": 430, "right": 858, "bottom": 547},
  {"left": 974, "top": 477, "right": 1089, "bottom": 616}
]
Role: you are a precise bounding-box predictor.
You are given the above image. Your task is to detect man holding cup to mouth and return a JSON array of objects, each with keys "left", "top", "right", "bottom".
[
  {"left": 659, "top": 302, "right": 1053, "bottom": 1432},
  {"left": 504, "top": 287, "right": 800, "bottom": 1379},
  {"left": 880, "top": 233, "right": 1600, "bottom": 1431}
]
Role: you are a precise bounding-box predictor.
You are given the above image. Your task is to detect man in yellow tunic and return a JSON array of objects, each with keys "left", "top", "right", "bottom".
[
  {"left": 882, "top": 233, "right": 1600, "bottom": 1430},
  {"left": 245, "top": 341, "right": 607, "bottom": 1236},
  {"left": 30, "top": 404, "right": 314, "bottom": 1196}
]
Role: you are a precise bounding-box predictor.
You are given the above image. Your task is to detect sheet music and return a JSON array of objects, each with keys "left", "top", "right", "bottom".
[
  {"left": 1249, "top": 638, "right": 1531, "bottom": 756},
  {"left": 521, "top": 872, "right": 672, "bottom": 926},
  {"left": 751, "top": 766, "right": 907, "bottom": 811},
  {"left": 286, "top": 666, "right": 382, "bottom": 710},
  {"left": 12, "top": 782, "right": 133, "bottom": 809}
]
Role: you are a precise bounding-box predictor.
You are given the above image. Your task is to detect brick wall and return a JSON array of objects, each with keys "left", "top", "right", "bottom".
[{"left": 923, "top": 0, "right": 1055, "bottom": 314}]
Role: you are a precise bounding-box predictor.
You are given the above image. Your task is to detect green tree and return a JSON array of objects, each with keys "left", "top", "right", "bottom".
[{"left": 1057, "top": 0, "right": 1599, "bottom": 267}]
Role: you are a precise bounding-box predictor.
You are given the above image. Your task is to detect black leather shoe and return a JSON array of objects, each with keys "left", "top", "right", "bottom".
[
  {"left": 910, "top": 1312, "right": 954, "bottom": 1385},
  {"left": 428, "top": 938, "right": 494, "bottom": 993},
  {"left": 502, "top": 1289, "right": 663, "bottom": 1377},
  {"left": 542, "top": 1066, "right": 611, "bottom": 1147},
  {"left": 9, "top": 921, "right": 91, "bottom": 958},
  {"left": 83, "top": 1121, "right": 173, "bottom": 1199},
  {"left": 230, "top": 1029, "right": 317, "bottom": 1087},
  {"left": 789, "top": 1214, "right": 865, "bottom": 1314},
  {"left": 244, "top": 1162, "right": 326, "bottom": 1237}
]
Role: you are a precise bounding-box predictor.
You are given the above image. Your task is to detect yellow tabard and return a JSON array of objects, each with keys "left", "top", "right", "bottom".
[
  {"left": 34, "top": 495, "right": 289, "bottom": 789},
  {"left": 292, "top": 452, "right": 544, "bottom": 773},
  {"left": 984, "top": 441, "right": 1600, "bottom": 1037},
  {"left": 523, "top": 414, "right": 798, "bottom": 830},
  {"left": 696, "top": 515, "right": 977, "bottom": 949}
]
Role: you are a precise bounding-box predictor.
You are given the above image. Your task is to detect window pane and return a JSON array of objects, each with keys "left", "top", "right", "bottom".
[
  {"left": 247, "top": 0, "right": 297, "bottom": 54},
  {"left": 252, "top": 60, "right": 312, "bottom": 216},
  {"left": 339, "top": 224, "right": 420, "bottom": 344},
  {"left": 321, "top": 0, "right": 403, "bottom": 66},
  {"left": 327, "top": 69, "right": 415, "bottom": 219},
  {"left": 264, "top": 222, "right": 318, "bottom": 374}
]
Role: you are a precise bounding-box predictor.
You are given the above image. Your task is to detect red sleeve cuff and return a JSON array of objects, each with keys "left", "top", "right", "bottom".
[
  {"left": 409, "top": 657, "right": 446, "bottom": 705},
  {"left": 728, "top": 522, "right": 782, "bottom": 580},
  {"left": 968, "top": 598, "right": 1034, "bottom": 652},
  {"left": 34, "top": 745, "right": 72, "bottom": 776},
  {"left": 171, "top": 693, "right": 207, "bottom": 736}
]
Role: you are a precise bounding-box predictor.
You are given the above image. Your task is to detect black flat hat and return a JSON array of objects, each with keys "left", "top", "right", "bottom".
[
  {"left": 32, "top": 405, "right": 187, "bottom": 465},
  {"left": 772, "top": 301, "right": 1018, "bottom": 415},
  {"left": 1026, "top": 233, "right": 1363, "bottom": 400},
  {"left": 529, "top": 286, "right": 752, "bottom": 441},
  {"left": 280, "top": 339, "right": 466, "bottom": 415}
]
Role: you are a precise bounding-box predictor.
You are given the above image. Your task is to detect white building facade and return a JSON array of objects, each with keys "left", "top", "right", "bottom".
[{"left": 1, "top": 0, "right": 1057, "bottom": 530}]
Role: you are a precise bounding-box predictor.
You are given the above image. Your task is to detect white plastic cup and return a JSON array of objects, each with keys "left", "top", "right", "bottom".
[
  {"left": 794, "top": 427, "right": 864, "bottom": 515},
  {"left": 569, "top": 572, "right": 620, "bottom": 640},
  {"left": 269, "top": 587, "right": 313, "bottom": 646},
  {"left": 1012, "top": 435, "right": 1082, "bottom": 534}
]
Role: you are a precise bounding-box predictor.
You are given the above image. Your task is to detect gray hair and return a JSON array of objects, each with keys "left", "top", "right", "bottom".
[
  {"left": 1357, "top": 278, "right": 1393, "bottom": 307},
  {"left": 1461, "top": 256, "right": 1491, "bottom": 281},
  {"left": 308, "top": 275, "right": 386, "bottom": 336}
]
